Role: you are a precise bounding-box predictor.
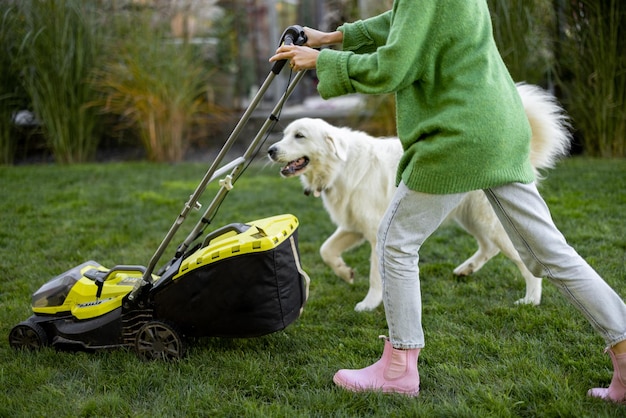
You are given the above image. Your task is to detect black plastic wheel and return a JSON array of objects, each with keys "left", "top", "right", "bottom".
[
  {"left": 134, "top": 320, "right": 184, "bottom": 361},
  {"left": 9, "top": 320, "right": 48, "bottom": 350}
]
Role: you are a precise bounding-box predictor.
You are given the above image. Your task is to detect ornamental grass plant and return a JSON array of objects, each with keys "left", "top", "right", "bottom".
[
  {"left": 557, "top": 0, "right": 626, "bottom": 158},
  {"left": 16, "top": 0, "right": 106, "bottom": 164},
  {"left": 91, "top": 11, "right": 223, "bottom": 163},
  {"left": 487, "top": 0, "right": 556, "bottom": 85},
  {"left": 0, "top": 6, "right": 23, "bottom": 165}
]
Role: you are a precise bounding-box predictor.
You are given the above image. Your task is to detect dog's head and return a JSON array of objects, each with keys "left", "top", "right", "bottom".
[
  {"left": 267, "top": 117, "right": 347, "bottom": 176},
  {"left": 267, "top": 118, "right": 349, "bottom": 196}
]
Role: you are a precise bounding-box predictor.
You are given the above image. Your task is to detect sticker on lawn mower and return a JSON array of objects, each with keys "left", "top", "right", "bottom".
[{"left": 77, "top": 298, "right": 114, "bottom": 307}]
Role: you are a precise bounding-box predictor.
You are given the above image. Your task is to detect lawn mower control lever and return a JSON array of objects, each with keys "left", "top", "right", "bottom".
[
  {"left": 85, "top": 266, "right": 147, "bottom": 299},
  {"left": 271, "top": 25, "right": 307, "bottom": 74}
]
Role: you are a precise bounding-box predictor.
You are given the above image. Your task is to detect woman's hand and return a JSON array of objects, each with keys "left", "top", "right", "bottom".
[
  {"left": 269, "top": 45, "right": 320, "bottom": 72},
  {"left": 269, "top": 27, "right": 342, "bottom": 72}
]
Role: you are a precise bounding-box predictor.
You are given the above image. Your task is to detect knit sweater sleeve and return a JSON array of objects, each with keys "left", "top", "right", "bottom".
[
  {"left": 339, "top": 11, "right": 392, "bottom": 54},
  {"left": 317, "top": 0, "right": 435, "bottom": 99}
]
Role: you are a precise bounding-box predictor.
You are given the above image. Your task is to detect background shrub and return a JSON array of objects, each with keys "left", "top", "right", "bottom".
[
  {"left": 487, "top": 0, "right": 557, "bottom": 85},
  {"left": 91, "top": 11, "right": 218, "bottom": 163},
  {"left": 556, "top": 0, "right": 626, "bottom": 157},
  {"left": 0, "top": 6, "right": 30, "bottom": 165}
]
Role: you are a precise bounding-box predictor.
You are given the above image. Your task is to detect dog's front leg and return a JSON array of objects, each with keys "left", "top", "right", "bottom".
[
  {"left": 354, "top": 246, "right": 383, "bottom": 311},
  {"left": 484, "top": 225, "right": 543, "bottom": 305},
  {"left": 453, "top": 240, "right": 499, "bottom": 276},
  {"left": 320, "top": 228, "right": 365, "bottom": 284}
]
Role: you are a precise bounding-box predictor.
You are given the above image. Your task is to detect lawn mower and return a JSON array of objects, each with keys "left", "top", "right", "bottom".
[{"left": 8, "top": 26, "right": 311, "bottom": 360}]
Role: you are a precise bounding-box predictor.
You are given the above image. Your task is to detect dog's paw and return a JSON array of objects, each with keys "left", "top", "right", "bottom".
[
  {"left": 453, "top": 262, "right": 474, "bottom": 276},
  {"left": 514, "top": 296, "right": 541, "bottom": 306},
  {"left": 336, "top": 267, "right": 355, "bottom": 284},
  {"left": 354, "top": 295, "right": 382, "bottom": 312},
  {"left": 354, "top": 301, "right": 376, "bottom": 312}
]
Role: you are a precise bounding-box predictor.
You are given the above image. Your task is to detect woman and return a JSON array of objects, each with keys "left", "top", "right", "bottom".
[{"left": 270, "top": 0, "right": 626, "bottom": 402}]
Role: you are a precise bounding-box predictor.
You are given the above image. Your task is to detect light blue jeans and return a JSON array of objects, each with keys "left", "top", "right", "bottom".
[{"left": 377, "top": 181, "right": 626, "bottom": 349}]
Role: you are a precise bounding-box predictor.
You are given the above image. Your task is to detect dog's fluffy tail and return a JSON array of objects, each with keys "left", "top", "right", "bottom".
[{"left": 518, "top": 83, "right": 572, "bottom": 177}]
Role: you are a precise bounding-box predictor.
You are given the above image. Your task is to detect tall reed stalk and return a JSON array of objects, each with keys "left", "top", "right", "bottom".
[
  {"left": 558, "top": 0, "right": 626, "bottom": 157},
  {"left": 487, "top": 0, "right": 556, "bottom": 85},
  {"left": 18, "top": 0, "right": 104, "bottom": 163},
  {"left": 0, "top": 5, "right": 24, "bottom": 165}
]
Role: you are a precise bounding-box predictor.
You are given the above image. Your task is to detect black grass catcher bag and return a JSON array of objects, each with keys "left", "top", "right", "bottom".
[{"left": 151, "top": 214, "right": 310, "bottom": 338}]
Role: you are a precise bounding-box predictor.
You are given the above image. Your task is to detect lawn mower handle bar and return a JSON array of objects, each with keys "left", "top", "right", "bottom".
[
  {"left": 271, "top": 25, "right": 307, "bottom": 74},
  {"left": 127, "top": 26, "right": 307, "bottom": 303}
]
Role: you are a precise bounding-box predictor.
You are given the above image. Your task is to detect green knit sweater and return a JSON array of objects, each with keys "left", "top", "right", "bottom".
[{"left": 316, "top": 0, "right": 535, "bottom": 194}]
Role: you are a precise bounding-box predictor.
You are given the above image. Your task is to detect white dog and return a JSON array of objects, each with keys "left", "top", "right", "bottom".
[{"left": 268, "top": 84, "right": 571, "bottom": 311}]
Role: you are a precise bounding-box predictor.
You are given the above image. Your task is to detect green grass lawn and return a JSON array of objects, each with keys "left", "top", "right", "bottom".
[{"left": 1, "top": 157, "right": 625, "bottom": 417}]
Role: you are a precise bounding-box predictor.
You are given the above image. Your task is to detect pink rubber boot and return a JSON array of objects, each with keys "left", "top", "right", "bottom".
[
  {"left": 333, "top": 336, "right": 421, "bottom": 397},
  {"left": 588, "top": 349, "right": 626, "bottom": 403}
]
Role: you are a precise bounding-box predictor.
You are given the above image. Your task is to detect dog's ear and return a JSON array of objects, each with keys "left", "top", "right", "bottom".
[{"left": 325, "top": 134, "right": 348, "bottom": 161}]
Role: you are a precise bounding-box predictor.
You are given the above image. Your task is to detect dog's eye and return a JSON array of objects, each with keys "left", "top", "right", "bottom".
[{"left": 295, "top": 132, "right": 305, "bottom": 139}]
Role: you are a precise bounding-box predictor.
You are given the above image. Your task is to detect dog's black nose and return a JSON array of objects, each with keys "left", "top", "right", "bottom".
[{"left": 267, "top": 145, "right": 277, "bottom": 159}]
